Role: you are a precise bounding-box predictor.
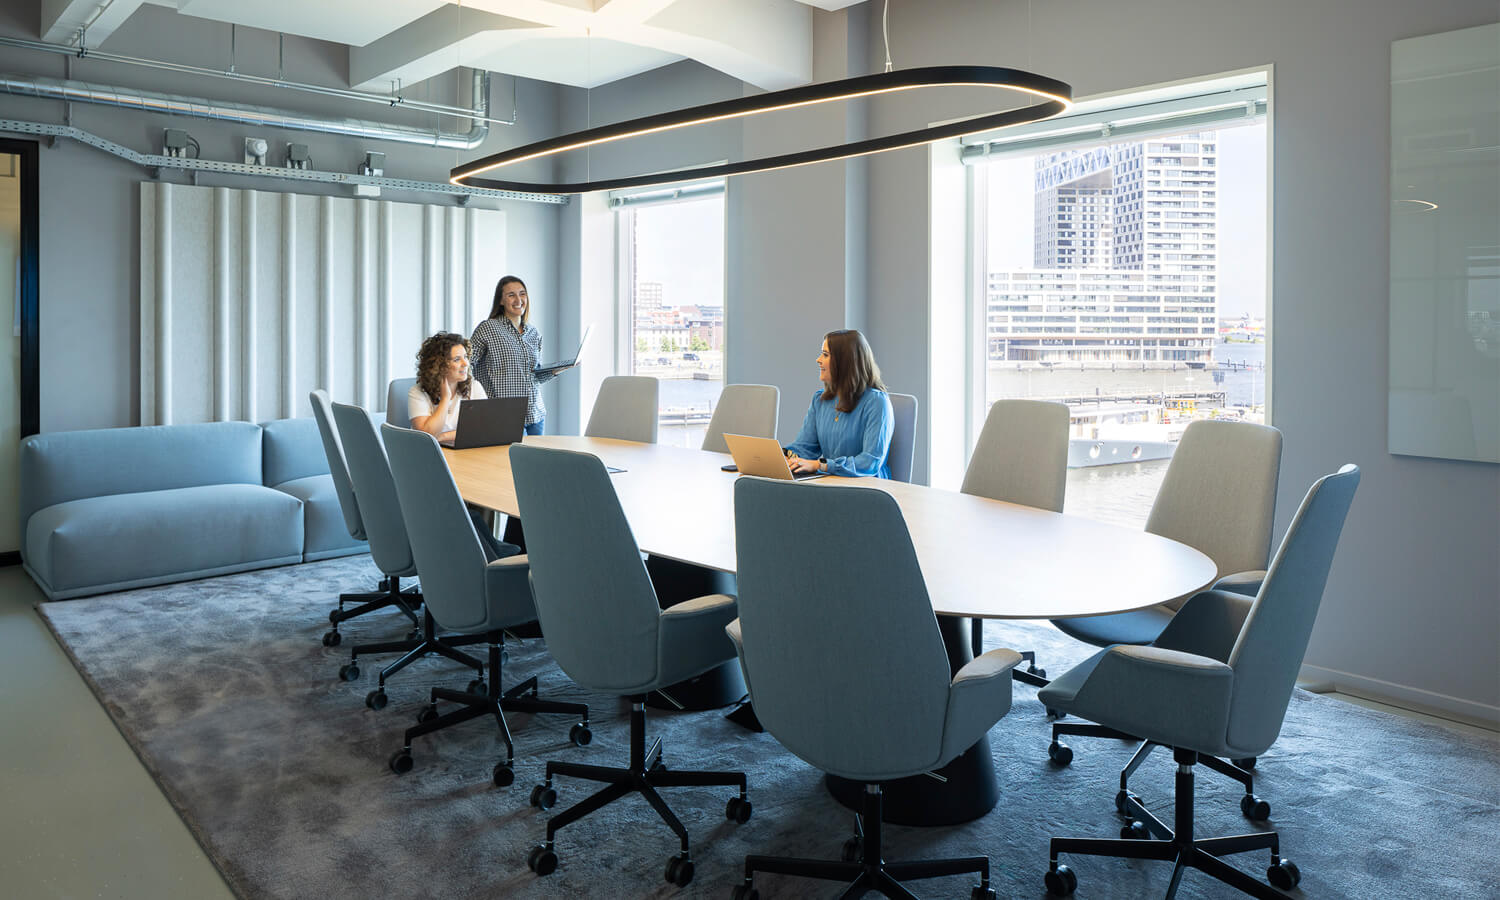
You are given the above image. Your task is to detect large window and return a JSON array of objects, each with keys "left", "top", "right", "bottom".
[
  {"left": 615, "top": 187, "right": 726, "bottom": 448},
  {"left": 968, "top": 80, "right": 1268, "bottom": 526}
]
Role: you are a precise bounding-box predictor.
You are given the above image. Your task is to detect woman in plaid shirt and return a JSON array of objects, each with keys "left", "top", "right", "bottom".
[{"left": 469, "top": 275, "right": 557, "bottom": 435}]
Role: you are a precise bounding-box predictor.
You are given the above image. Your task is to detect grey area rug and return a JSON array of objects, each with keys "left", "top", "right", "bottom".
[{"left": 38, "top": 556, "right": 1500, "bottom": 899}]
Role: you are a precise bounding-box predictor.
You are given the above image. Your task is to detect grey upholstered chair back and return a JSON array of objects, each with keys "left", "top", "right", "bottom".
[
  {"left": 330, "top": 401, "right": 416, "bottom": 577},
  {"left": 733, "top": 477, "right": 953, "bottom": 777},
  {"left": 886, "top": 391, "right": 918, "bottom": 483},
  {"left": 386, "top": 377, "right": 417, "bottom": 428},
  {"left": 509, "top": 444, "right": 663, "bottom": 690},
  {"left": 701, "top": 384, "right": 780, "bottom": 453},
  {"left": 1225, "top": 464, "right": 1359, "bottom": 754},
  {"left": 380, "top": 424, "right": 505, "bottom": 632},
  {"left": 585, "top": 375, "right": 660, "bottom": 443},
  {"left": 1147, "top": 419, "right": 1283, "bottom": 609},
  {"left": 309, "top": 389, "right": 365, "bottom": 540},
  {"left": 960, "top": 399, "right": 1070, "bottom": 512}
]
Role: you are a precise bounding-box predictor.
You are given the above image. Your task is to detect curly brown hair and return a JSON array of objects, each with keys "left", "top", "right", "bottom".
[{"left": 415, "top": 332, "right": 474, "bottom": 405}]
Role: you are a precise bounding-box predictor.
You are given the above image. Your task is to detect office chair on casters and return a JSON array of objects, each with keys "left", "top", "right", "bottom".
[
  {"left": 700, "top": 383, "right": 780, "bottom": 453},
  {"left": 379, "top": 424, "right": 589, "bottom": 786},
  {"left": 1039, "top": 465, "right": 1359, "bottom": 900},
  {"left": 331, "top": 402, "right": 486, "bottom": 708},
  {"left": 585, "top": 375, "right": 660, "bottom": 443},
  {"left": 727, "top": 477, "right": 1022, "bottom": 900},
  {"left": 959, "top": 399, "right": 1070, "bottom": 688},
  {"left": 1048, "top": 419, "right": 1282, "bottom": 780},
  {"left": 509, "top": 444, "right": 749, "bottom": 887},
  {"left": 308, "top": 390, "right": 420, "bottom": 645},
  {"left": 385, "top": 377, "right": 417, "bottom": 429},
  {"left": 886, "top": 391, "right": 918, "bottom": 484}
]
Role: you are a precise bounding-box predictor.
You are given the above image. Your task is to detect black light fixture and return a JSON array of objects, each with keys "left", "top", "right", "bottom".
[{"left": 450, "top": 65, "right": 1072, "bottom": 195}]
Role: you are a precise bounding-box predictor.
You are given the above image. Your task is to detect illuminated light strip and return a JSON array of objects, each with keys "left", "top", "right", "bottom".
[
  {"left": 451, "top": 65, "right": 1072, "bottom": 195},
  {"left": 1396, "top": 199, "right": 1439, "bottom": 211}
]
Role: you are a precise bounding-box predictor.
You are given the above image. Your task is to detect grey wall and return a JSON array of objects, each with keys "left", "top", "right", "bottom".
[{"left": 0, "top": 4, "right": 563, "bottom": 432}]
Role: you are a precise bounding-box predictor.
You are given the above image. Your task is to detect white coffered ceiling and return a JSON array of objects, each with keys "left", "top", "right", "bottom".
[{"left": 40, "top": 0, "right": 871, "bottom": 91}]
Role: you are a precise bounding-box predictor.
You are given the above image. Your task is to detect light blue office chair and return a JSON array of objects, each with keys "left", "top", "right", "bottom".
[
  {"left": 509, "top": 444, "right": 748, "bottom": 887},
  {"left": 379, "top": 424, "right": 589, "bottom": 786},
  {"left": 886, "top": 391, "right": 918, "bottom": 483},
  {"left": 960, "top": 399, "right": 1071, "bottom": 675},
  {"left": 701, "top": 383, "right": 780, "bottom": 453},
  {"left": 309, "top": 389, "right": 415, "bottom": 645},
  {"left": 1040, "top": 465, "right": 1360, "bottom": 900},
  {"left": 385, "top": 377, "right": 417, "bottom": 428},
  {"left": 585, "top": 375, "right": 659, "bottom": 443},
  {"left": 331, "top": 402, "right": 484, "bottom": 707},
  {"left": 727, "top": 477, "right": 1020, "bottom": 900}
]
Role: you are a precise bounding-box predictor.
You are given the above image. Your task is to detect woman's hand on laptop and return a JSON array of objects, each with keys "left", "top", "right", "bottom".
[{"left": 789, "top": 455, "right": 822, "bottom": 475}]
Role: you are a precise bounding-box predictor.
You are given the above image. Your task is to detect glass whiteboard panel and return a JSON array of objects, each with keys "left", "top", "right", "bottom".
[{"left": 1388, "top": 23, "right": 1500, "bottom": 464}]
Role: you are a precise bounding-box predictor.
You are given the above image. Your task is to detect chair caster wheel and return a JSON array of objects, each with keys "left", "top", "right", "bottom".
[
  {"left": 649, "top": 759, "right": 668, "bottom": 774},
  {"left": 338, "top": 663, "right": 360, "bottom": 682},
  {"left": 1267, "top": 859, "right": 1301, "bottom": 890},
  {"left": 388, "top": 749, "right": 413, "bottom": 775},
  {"left": 530, "top": 784, "right": 556, "bottom": 810},
  {"left": 526, "top": 845, "right": 557, "bottom": 876},
  {"left": 493, "top": 762, "right": 514, "bottom": 787},
  {"left": 1115, "top": 790, "right": 1136, "bottom": 814},
  {"left": 466, "top": 679, "right": 487, "bottom": 696},
  {"left": 417, "top": 705, "right": 440, "bottom": 725},
  {"left": 1240, "top": 793, "right": 1271, "bottom": 820},
  {"left": 1121, "top": 820, "right": 1149, "bottom": 839},
  {"left": 322, "top": 630, "right": 341, "bottom": 647},
  {"left": 971, "top": 886, "right": 997, "bottom": 900},
  {"left": 1044, "top": 864, "right": 1077, "bottom": 896},
  {"left": 365, "top": 689, "right": 387, "bottom": 710},
  {"left": 1047, "top": 741, "right": 1074, "bottom": 766},
  {"left": 725, "top": 796, "right": 752, "bottom": 824},
  {"left": 1232, "top": 756, "right": 1257, "bottom": 770},
  {"left": 569, "top": 723, "right": 592, "bottom": 747},
  {"left": 841, "top": 836, "right": 862, "bottom": 863},
  {"left": 664, "top": 854, "right": 694, "bottom": 887},
  {"left": 731, "top": 884, "right": 760, "bottom": 900},
  {"left": 406, "top": 630, "right": 420, "bottom": 642}
]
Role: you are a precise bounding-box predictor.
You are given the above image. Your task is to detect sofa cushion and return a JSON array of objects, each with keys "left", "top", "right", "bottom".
[
  {"left": 25, "top": 484, "right": 304, "bottom": 600},
  {"left": 261, "top": 417, "right": 330, "bottom": 487},
  {"left": 20, "top": 422, "right": 263, "bottom": 536},
  {"left": 274, "top": 475, "right": 368, "bottom": 561}
]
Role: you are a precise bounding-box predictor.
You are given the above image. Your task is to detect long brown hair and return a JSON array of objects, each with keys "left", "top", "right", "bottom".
[
  {"left": 822, "top": 329, "right": 886, "bottom": 413},
  {"left": 486, "top": 275, "right": 529, "bottom": 328},
  {"left": 415, "top": 332, "right": 474, "bottom": 404}
]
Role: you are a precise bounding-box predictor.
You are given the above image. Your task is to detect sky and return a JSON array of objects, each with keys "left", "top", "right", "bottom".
[
  {"left": 986, "top": 121, "right": 1268, "bottom": 319},
  {"left": 631, "top": 195, "right": 726, "bottom": 309}
]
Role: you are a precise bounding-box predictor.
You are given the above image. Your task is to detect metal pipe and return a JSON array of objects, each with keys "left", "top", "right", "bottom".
[
  {"left": 0, "top": 33, "right": 517, "bottom": 127},
  {"left": 0, "top": 69, "right": 492, "bottom": 150}
]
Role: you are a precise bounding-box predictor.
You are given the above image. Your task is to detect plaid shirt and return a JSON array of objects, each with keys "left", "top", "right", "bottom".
[{"left": 469, "top": 317, "right": 554, "bottom": 425}]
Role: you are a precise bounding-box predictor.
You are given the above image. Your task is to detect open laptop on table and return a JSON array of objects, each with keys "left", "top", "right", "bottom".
[
  {"left": 533, "top": 324, "right": 592, "bottom": 379},
  {"left": 439, "top": 396, "right": 528, "bottom": 449},
  {"left": 723, "top": 433, "right": 826, "bottom": 481}
]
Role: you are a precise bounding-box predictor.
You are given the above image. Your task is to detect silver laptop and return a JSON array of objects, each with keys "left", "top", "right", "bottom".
[
  {"left": 533, "top": 324, "right": 592, "bottom": 378},
  {"left": 439, "top": 396, "right": 528, "bottom": 449},
  {"left": 723, "top": 433, "right": 825, "bottom": 481}
]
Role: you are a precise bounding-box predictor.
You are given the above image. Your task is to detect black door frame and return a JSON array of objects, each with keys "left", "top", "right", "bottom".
[{"left": 1, "top": 137, "right": 38, "bottom": 439}]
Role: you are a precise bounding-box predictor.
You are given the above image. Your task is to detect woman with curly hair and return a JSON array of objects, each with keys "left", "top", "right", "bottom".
[{"left": 408, "top": 331, "right": 488, "bottom": 443}]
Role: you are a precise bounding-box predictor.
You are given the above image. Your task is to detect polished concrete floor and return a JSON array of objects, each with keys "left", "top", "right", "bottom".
[{"left": 0, "top": 562, "right": 1492, "bottom": 898}]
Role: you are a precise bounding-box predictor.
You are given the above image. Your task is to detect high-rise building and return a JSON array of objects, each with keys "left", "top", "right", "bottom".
[{"left": 992, "top": 132, "right": 1220, "bottom": 365}]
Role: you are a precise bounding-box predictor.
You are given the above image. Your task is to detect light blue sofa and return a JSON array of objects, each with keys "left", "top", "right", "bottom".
[{"left": 20, "top": 418, "right": 368, "bottom": 601}]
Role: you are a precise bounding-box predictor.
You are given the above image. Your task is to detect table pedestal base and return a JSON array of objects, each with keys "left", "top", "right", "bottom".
[{"left": 824, "top": 737, "right": 998, "bottom": 826}]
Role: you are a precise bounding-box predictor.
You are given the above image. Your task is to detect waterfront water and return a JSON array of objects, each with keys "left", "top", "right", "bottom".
[{"left": 988, "top": 341, "right": 1266, "bottom": 409}]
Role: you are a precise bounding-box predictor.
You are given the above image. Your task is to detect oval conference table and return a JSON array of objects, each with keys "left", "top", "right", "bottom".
[{"left": 443, "top": 435, "right": 1217, "bottom": 826}]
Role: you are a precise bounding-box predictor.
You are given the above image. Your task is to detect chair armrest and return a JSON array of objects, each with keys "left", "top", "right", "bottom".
[
  {"left": 939, "top": 647, "right": 1023, "bottom": 763},
  {"left": 661, "top": 592, "right": 736, "bottom": 619},
  {"left": 1070, "top": 645, "right": 1234, "bottom": 752},
  {"left": 1153, "top": 589, "right": 1254, "bottom": 661},
  {"left": 485, "top": 554, "right": 535, "bottom": 622},
  {"left": 656, "top": 594, "right": 739, "bottom": 687},
  {"left": 1213, "top": 569, "right": 1265, "bottom": 596},
  {"left": 725, "top": 616, "right": 743, "bottom": 648}
]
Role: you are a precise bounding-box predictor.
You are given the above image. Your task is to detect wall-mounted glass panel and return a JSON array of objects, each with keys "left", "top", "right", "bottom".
[{"left": 1389, "top": 23, "right": 1500, "bottom": 464}]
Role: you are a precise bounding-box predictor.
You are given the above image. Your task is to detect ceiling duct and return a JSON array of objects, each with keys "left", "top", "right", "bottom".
[{"left": 0, "top": 69, "right": 491, "bottom": 150}]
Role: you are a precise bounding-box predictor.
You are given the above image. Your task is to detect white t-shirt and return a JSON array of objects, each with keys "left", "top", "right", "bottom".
[{"left": 408, "top": 380, "right": 488, "bottom": 434}]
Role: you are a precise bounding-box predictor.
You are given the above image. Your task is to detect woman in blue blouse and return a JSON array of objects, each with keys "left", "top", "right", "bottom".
[
  {"left": 784, "top": 329, "right": 894, "bottom": 478},
  {"left": 469, "top": 275, "right": 557, "bottom": 436}
]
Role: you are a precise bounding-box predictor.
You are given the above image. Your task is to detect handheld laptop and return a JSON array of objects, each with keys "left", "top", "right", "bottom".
[
  {"left": 439, "top": 396, "right": 528, "bottom": 449},
  {"left": 722, "top": 433, "right": 825, "bottom": 481},
  {"left": 533, "top": 323, "right": 592, "bottom": 378}
]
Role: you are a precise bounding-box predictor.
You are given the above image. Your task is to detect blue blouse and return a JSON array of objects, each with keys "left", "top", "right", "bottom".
[{"left": 784, "top": 388, "right": 894, "bottom": 479}]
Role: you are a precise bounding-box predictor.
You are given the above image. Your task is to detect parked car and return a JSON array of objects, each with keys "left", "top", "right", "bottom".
[{"left": 682, "top": 352, "right": 699, "bottom": 361}]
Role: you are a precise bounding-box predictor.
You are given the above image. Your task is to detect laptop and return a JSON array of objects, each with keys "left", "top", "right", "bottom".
[
  {"left": 722, "top": 433, "right": 825, "bottom": 481},
  {"left": 439, "top": 396, "right": 528, "bottom": 449},
  {"left": 533, "top": 323, "right": 592, "bottom": 378}
]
